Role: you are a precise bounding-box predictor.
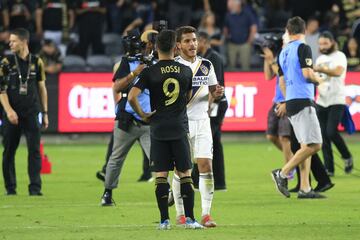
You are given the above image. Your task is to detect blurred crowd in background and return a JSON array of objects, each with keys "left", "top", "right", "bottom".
[{"left": 1, "top": 0, "right": 360, "bottom": 74}]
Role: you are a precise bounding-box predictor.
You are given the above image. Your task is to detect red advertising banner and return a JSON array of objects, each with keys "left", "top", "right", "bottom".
[
  {"left": 58, "top": 73, "right": 115, "bottom": 132},
  {"left": 58, "top": 72, "right": 360, "bottom": 132}
]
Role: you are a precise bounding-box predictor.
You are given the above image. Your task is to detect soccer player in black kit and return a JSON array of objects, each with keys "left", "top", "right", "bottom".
[{"left": 128, "top": 30, "right": 204, "bottom": 230}]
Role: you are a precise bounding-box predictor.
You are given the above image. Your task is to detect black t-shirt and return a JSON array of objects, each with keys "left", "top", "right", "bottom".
[
  {"left": 0, "top": 54, "right": 46, "bottom": 116},
  {"left": 7, "top": 1, "right": 32, "bottom": 30},
  {"left": 36, "top": 0, "right": 74, "bottom": 31},
  {"left": 135, "top": 60, "right": 192, "bottom": 140},
  {"left": 278, "top": 43, "right": 315, "bottom": 116},
  {"left": 74, "top": 0, "right": 105, "bottom": 26}
]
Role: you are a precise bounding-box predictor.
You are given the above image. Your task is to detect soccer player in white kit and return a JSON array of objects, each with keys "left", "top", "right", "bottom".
[{"left": 171, "top": 26, "right": 224, "bottom": 228}]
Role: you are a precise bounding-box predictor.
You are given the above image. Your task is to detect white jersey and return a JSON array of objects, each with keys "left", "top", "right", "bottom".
[
  {"left": 316, "top": 51, "right": 347, "bottom": 107},
  {"left": 175, "top": 55, "right": 218, "bottom": 120}
]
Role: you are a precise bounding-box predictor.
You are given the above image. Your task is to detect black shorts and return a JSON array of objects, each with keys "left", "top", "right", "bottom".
[
  {"left": 150, "top": 136, "right": 192, "bottom": 172},
  {"left": 266, "top": 103, "right": 291, "bottom": 137}
]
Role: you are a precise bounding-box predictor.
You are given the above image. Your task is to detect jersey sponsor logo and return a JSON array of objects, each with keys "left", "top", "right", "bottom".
[{"left": 192, "top": 76, "right": 209, "bottom": 86}]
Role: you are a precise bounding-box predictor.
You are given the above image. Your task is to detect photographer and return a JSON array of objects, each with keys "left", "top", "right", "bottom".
[
  {"left": 100, "top": 28, "right": 156, "bottom": 206},
  {"left": 0, "top": 28, "right": 48, "bottom": 196}
]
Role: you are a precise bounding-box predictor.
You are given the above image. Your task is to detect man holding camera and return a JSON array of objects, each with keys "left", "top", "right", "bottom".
[
  {"left": 0, "top": 28, "right": 48, "bottom": 196},
  {"left": 100, "top": 29, "right": 152, "bottom": 206}
]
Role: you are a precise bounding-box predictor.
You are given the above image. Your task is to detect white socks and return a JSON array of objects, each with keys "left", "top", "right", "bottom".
[
  {"left": 199, "top": 172, "right": 214, "bottom": 216},
  {"left": 172, "top": 174, "right": 184, "bottom": 217}
]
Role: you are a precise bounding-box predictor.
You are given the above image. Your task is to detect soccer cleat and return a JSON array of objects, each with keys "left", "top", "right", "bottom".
[
  {"left": 96, "top": 171, "right": 105, "bottom": 182},
  {"left": 158, "top": 219, "right": 171, "bottom": 230},
  {"left": 201, "top": 214, "right": 217, "bottom": 228},
  {"left": 168, "top": 190, "right": 174, "bottom": 207},
  {"left": 271, "top": 169, "right": 290, "bottom": 198},
  {"left": 297, "top": 190, "right": 326, "bottom": 199},
  {"left": 185, "top": 217, "right": 204, "bottom": 229},
  {"left": 176, "top": 215, "right": 186, "bottom": 225},
  {"left": 101, "top": 191, "right": 115, "bottom": 206},
  {"left": 343, "top": 157, "right": 354, "bottom": 174}
]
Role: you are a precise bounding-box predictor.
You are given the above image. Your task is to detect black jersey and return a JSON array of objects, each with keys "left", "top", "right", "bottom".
[{"left": 135, "top": 60, "right": 193, "bottom": 140}]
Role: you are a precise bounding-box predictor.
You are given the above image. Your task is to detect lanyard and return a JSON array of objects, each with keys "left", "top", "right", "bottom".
[{"left": 14, "top": 53, "right": 32, "bottom": 83}]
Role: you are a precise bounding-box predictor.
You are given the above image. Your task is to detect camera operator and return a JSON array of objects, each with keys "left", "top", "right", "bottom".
[
  {"left": 262, "top": 32, "right": 293, "bottom": 170},
  {"left": 100, "top": 28, "right": 156, "bottom": 206},
  {"left": 0, "top": 28, "right": 48, "bottom": 196}
]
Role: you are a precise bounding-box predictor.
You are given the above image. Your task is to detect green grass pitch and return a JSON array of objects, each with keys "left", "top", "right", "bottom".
[{"left": 0, "top": 139, "right": 359, "bottom": 239}]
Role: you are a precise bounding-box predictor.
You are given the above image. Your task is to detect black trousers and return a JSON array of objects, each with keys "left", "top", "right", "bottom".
[
  {"left": 101, "top": 133, "right": 151, "bottom": 177},
  {"left": 317, "top": 104, "right": 351, "bottom": 173},
  {"left": 2, "top": 113, "right": 42, "bottom": 193},
  {"left": 290, "top": 126, "right": 331, "bottom": 188},
  {"left": 192, "top": 100, "right": 228, "bottom": 188},
  {"left": 78, "top": 21, "right": 104, "bottom": 59}
]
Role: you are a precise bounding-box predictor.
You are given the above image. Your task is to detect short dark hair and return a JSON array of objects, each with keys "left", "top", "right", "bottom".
[
  {"left": 156, "top": 30, "right": 176, "bottom": 54},
  {"left": 286, "top": 16, "right": 306, "bottom": 35},
  {"left": 10, "top": 28, "right": 30, "bottom": 42},
  {"left": 197, "top": 31, "right": 210, "bottom": 43},
  {"left": 319, "top": 31, "right": 335, "bottom": 41},
  {"left": 176, "top": 26, "right": 197, "bottom": 42}
]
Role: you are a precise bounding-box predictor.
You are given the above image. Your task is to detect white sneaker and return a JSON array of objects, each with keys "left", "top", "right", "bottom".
[
  {"left": 185, "top": 217, "right": 204, "bottom": 229},
  {"left": 158, "top": 219, "right": 171, "bottom": 230}
]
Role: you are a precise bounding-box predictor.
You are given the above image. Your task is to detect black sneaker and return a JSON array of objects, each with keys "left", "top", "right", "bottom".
[
  {"left": 298, "top": 190, "right": 326, "bottom": 199},
  {"left": 6, "top": 190, "right": 17, "bottom": 196},
  {"left": 289, "top": 186, "right": 299, "bottom": 193},
  {"left": 271, "top": 169, "right": 290, "bottom": 198},
  {"left": 314, "top": 182, "right": 335, "bottom": 192},
  {"left": 29, "top": 191, "right": 43, "bottom": 196},
  {"left": 101, "top": 191, "right": 115, "bottom": 206},
  {"left": 96, "top": 171, "right": 105, "bottom": 182},
  {"left": 343, "top": 157, "right": 354, "bottom": 174}
]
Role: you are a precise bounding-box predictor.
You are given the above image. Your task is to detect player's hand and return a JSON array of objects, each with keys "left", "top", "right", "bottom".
[
  {"left": 133, "top": 64, "right": 146, "bottom": 77},
  {"left": 213, "top": 85, "right": 224, "bottom": 99},
  {"left": 275, "top": 102, "right": 286, "bottom": 117},
  {"left": 142, "top": 110, "right": 156, "bottom": 123},
  {"left": 7, "top": 109, "right": 18, "bottom": 125},
  {"left": 42, "top": 113, "right": 49, "bottom": 130}
]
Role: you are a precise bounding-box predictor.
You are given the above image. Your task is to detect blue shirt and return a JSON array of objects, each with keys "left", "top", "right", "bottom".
[
  {"left": 224, "top": 9, "right": 256, "bottom": 44},
  {"left": 279, "top": 40, "right": 314, "bottom": 101},
  {"left": 273, "top": 76, "right": 285, "bottom": 103}
]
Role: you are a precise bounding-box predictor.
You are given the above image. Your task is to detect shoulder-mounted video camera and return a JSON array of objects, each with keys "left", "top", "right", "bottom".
[
  {"left": 123, "top": 28, "right": 155, "bottom": 66},
  {"left": 254, "top": 30, "right": 284, "bottom": 56}
]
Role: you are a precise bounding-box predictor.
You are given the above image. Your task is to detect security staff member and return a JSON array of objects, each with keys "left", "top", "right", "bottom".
[{"left": 0, "top": 28, "right": 48, "bottom": 196}]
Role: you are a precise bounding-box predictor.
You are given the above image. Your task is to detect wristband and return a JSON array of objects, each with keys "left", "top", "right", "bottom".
[{"left": 42, "top": 111, "right": 48, "bottom": 114}]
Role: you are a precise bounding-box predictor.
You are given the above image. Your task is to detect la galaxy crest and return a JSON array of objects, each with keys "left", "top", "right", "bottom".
[{"left": 200, "top": 64, "right": 209, "bottom": 75}]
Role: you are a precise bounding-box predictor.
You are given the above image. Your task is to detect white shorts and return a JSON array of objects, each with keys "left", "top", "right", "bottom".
[{"left": 188, "top": 118, "right": 213, "bottom": 160}]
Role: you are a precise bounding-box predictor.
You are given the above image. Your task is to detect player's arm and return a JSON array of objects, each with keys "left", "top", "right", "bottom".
[
  {"left": 37, "top": 58, "right": 48, "bottom": 129},
  {"left": 299, "top": 44, "right": 323, "bottom": 85},
  {"left": 208, "top": 62, "right": 224, "bottom": 100},
  {"left": 128, "top": 70, "right": 155, "bottom": 122},
  {"left": 128, "top": 86, "right": 145, "bottom": 118}
]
